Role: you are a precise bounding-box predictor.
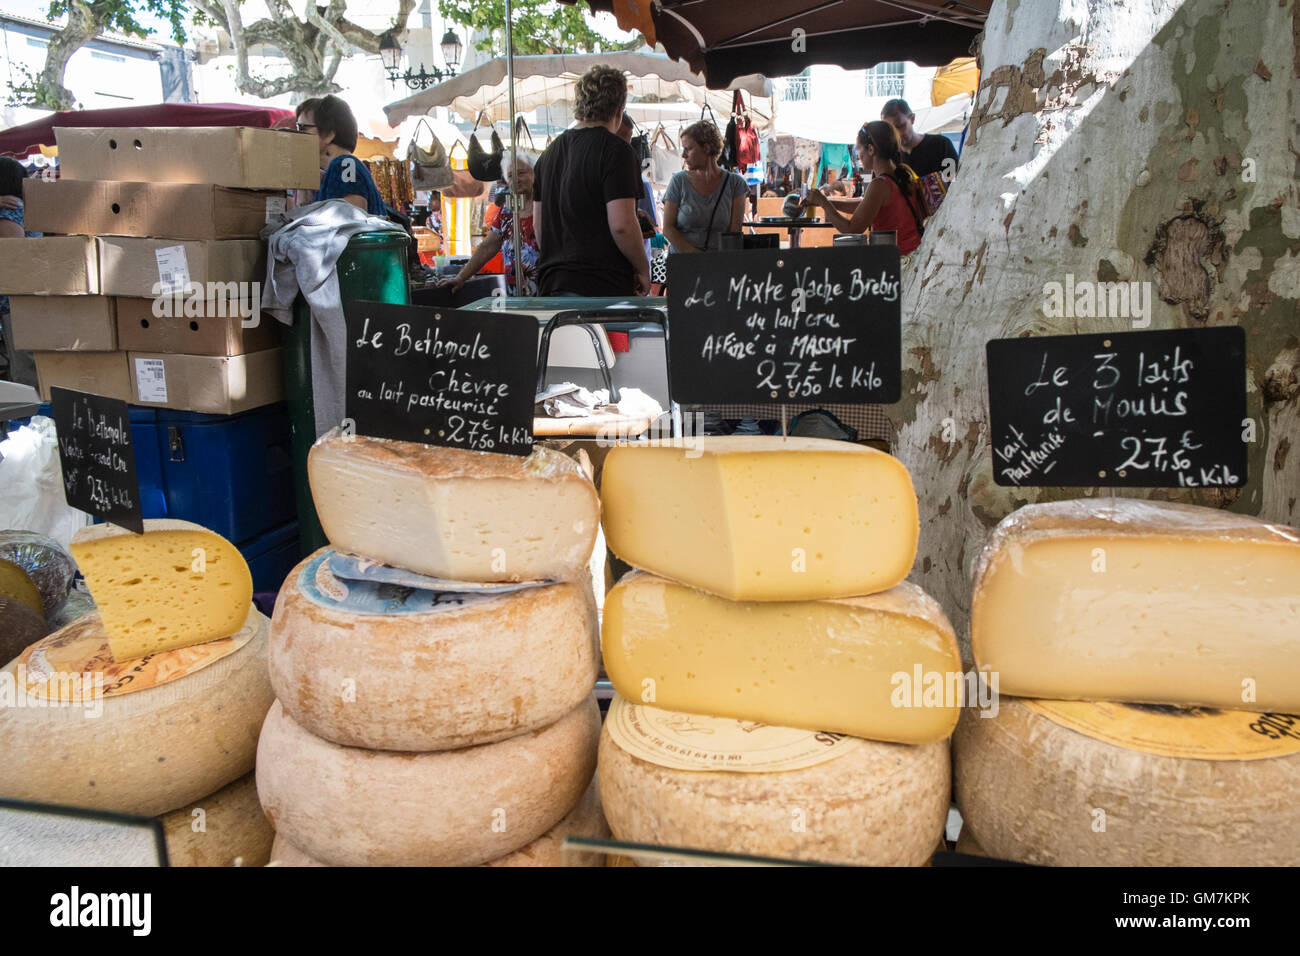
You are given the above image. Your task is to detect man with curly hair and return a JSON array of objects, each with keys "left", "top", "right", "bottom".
[{"left": 532, "top": 65, "right": 650, "bottom": 295}]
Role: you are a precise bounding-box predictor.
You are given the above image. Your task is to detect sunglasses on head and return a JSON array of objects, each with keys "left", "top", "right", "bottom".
[{"left": 297, "top": 123, "right": 317, "bottom": 133}]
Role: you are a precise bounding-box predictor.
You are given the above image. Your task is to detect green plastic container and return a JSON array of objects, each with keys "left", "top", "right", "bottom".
[{"left": 283, "top": 231, "right": 411, "bottom": 557}]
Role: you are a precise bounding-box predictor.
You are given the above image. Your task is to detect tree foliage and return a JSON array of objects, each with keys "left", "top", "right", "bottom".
[{"left": 441, "top": 0, "right": 639, "bottom": 56}]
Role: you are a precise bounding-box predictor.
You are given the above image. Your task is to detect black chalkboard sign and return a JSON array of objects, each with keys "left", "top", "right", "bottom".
[
  {"left": 50, "top": 387, "right": 143, "bottom": 533},
  {"left": 344, "top": 301, "right": 535, "bottom": 456},
  {"left": 986, "top": 327, "right": 1247, "bottom": 488},
  {"left": 666, "top": 246, "right": 901, "bottom": 404}
]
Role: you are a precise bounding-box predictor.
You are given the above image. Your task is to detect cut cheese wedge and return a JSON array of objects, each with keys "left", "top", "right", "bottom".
[
  {"left": 603, "top": 572, "right": 961, "bottom": 744},
  {"left": 70, "top": 519, "right": 252, "bottom": 661},
  {"left": 972, "top": 499, "right": 1300, "bottom": 712},
  {"left": 953, "top": 697, "right": 1300, "bottom": 866},
  {"left": 308, "top": 430, "right": 600, "bottom": 583},
  {"left": 601, "top": 437, "right": 917, "bottom": 601}
]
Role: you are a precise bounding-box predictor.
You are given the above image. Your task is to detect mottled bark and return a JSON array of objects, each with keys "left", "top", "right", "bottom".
[{"left": 893, "top": 0, "right": 1300, "bottom": 651}]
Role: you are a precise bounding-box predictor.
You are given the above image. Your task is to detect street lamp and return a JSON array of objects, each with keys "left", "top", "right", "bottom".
[{"left": 381, "top": 27, "right": 464, "bottom": 90}]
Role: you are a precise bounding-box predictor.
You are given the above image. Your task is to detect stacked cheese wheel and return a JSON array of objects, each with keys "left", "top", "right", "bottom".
[
  {"left": 0, "top": 519, "right": 275, "bottom": 866},
  {"left": 957, "top": 499, "right": 1300, "bottom": 865},
  {"left": 258, "top": 431, "right": 610, "bottom": 866},
  {"left": 597, "top": 437, "right": 959, "bottom": 865}
]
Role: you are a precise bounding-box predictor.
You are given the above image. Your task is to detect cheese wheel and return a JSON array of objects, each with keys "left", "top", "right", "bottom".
[
  {"left": 257, "top": 695, "right": 600, "bottom": 866},
  {"left": 269, "top": 780, "right": 610, "bottom": 867},
  {"left": 598, "top": 697, "right": 949, "bottom": 865},
  {"left": 0, "top": 609, "right": 273, "bottom": 816},
  {"left": 161, "top": 772, "right": 273, "bottom": 867},
  {"left": 308, "top": 431, "right": 600, "bottom": 584},
  {"left": 0, "top": 594, "right": 46, "bottom": 666},
  {"left": 0, "top": 557, "right": 44, "bottom": 618},
  {"left": 953, "top": 696, "right": 1300, "bottom": 866},
  {"left": 0, "top": 529, "right": 76, "bottom": 617},
  {"left": 270, "top": 550, "right": 597, "bottom": 750}
]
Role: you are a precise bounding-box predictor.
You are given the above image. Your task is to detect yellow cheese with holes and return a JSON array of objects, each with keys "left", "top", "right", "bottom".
[
  {"left": 70, "top": 519, "right": 252, "bottom": 661},
  {"left": 972, "top": 499, "right": 1300, "bottom": 712},
  {"left": 601, "top": 437, "right": 917, "bottom": 601},
  {"left": 603, "top": 572, "right": 961, "bottom": 744}
]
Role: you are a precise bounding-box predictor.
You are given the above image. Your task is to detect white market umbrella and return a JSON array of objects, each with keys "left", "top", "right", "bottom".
[{"left": 384, "top": 51, "right": 772, "bottom": 128}]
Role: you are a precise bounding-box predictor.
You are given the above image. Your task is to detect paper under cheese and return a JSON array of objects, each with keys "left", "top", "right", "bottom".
[
  {"left": 972, "top": 499, "right": 1300, "bottom": 712},
  {"left": 603, "top": 572, "right": 961, "bottom": 744},
  {"left": 601, "top": 437, "right": 918, "bottom": 601},
  {"left": 308, "top": 430, "right": 599, "bottom": 583},
  {"left": 70, "top": 519, "right": 252, "bottom": 660}
]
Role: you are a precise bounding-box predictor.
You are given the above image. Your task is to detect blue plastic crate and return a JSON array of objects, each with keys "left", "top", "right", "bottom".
[{"left": 240, "top": 520, "right": 300, "bottom": 593}]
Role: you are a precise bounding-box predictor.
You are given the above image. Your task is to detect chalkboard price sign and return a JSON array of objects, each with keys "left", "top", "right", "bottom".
[
  {"left": 50, "top": 386, "right": 143, "bottom": 533},
  {"left": 344, "top": 301, "right": 536, "bottom": 456},
  {"left": 986, "top": 327, "right": 1247, "bottom": 488},
  {"left": 666, "top": 246, "right": 901, "bottom": 404}
]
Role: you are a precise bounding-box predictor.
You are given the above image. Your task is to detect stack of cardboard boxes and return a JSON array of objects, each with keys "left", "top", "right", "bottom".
[{"left": 5, "top": 126, "right": 318, "bottom": 413}]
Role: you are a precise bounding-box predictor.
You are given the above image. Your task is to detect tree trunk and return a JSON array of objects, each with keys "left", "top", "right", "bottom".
[
  {"left": 893, "top": 0, "right": 1300, "bottom": 653},
  {"left": 37, "top": 0, "right": 103, "bottom": 109}
]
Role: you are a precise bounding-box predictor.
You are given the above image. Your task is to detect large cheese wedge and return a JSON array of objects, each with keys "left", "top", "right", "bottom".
[
  {"left": 269, "top": 780, "right": 610, "bottom": 867},
  {"left": 601, "top": 437, "right": 917, "bottom": 601},
  {"left": 161, "top": 772, "right": 273, "bottom": 867},
  {"left": 971, "top": 499, "right": 1300, "bottom": 711},
  {"left": 270, "top": 549, "right": 598, "bottom": 750},
  {"left": 953, "top": 696, "right": 1300, "bottom": 866},
  {"left": 598, "top": 695, "right": 948, "bottom": 865},
  {"left": 308, "top": 430, "right": 599, "bottom": 583},
  {"left": 257, "top": 695, "right": 599, "bottom": 866},
  {"left": 70, "top": 519, "right": 252, "bottom": 660},
  {"left": 603, "top": 573, "right": 960, "bottom": 744},
  {"left": 0, "top": 608, "right": 273, "bottom": 816}
]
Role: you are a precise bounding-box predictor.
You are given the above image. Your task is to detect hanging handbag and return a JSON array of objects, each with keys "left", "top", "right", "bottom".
[
  {"left": 650, "top": 125, "right": 681, "bottom": 186},
  {"left": 512, "top": 115, "right": 543, "bottom": 165},
  {"left": 721, "top": 94, "right": 740, "bottom": 170},
  {"left": 408, "top": 117, "right": 453, "bottom": 189},
  {"left": 442, "top": 141, "right": 486, "bottom": 199},
  {"left": 467, "top": 112, "right": 504, "bottom": 182},
  {"left": 733, "top": 91, "right": 760, "bottom": 167},
  {"left": 627, "top": 118, "right": 651, "bottom": 174}
]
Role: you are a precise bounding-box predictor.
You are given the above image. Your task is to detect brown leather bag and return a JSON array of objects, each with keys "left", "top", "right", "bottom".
[{"left": 440, "top": 141, "right": 486, "bottom": 199}]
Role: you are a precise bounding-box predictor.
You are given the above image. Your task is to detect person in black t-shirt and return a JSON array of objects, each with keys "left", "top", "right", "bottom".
[
  {"left": 532, "top": 65, "right": 650, "bottom": 295},
  {"left": 881, "top": 98, "right": 959, "bottom": 183}
]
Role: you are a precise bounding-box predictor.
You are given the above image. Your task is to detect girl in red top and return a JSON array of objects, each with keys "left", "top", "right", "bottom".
[{"left": 803, "top": 121, "right": 928, "bottom": 255}]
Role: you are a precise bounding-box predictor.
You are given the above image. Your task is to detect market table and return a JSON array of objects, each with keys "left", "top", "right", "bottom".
[{"left": 742, "top": 218, "right": 838, "bottom": 248}]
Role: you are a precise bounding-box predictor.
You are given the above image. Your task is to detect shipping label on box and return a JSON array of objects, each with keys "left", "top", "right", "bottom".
[
  {"left": 97, "top": 237, "right": 265, "bottom": 298},
  {"left": 55, "top": 126, "right": 322, "bottom": 190},
  {"left": 0, "top": 236, "right": 98, "bottom": 295},
  {"left": 115, "top": 296, "right": 279, "bottom": 356},
  {"left": 34, "top": 351, "right": 131, "bottom": 403},
  {"left": 23, "top": 180, "right": 283, "bottom": 240},
  {"left": 127, "top": 349, "right": 283, "bottom": 414},
  {"left": 8, "top": 296, "right": 117, "bottom": 351}
]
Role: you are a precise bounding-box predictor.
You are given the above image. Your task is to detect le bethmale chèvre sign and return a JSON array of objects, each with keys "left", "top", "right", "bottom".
[{"left": 666, "top": 246, "right": 902, "bottom": 404}]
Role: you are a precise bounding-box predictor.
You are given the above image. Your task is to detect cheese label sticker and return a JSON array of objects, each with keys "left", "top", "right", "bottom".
[
  {"left": 1024, "top": 699, "right": 1300, "bottom": 761},
  {"left": 18, "top": 609, "right": 256, "bottom": 701},
  {"left": 605, "top": 694, "right": 865, "bottom": 774},
  {"left": 299, "top": 548, "right": 506, "bottom": 616}
]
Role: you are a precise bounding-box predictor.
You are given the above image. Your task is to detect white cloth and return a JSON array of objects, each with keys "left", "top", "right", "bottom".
[
  {"left": 536, "top": 382, "right": 664, "bottom": 420},
  {"left": 261, "top": 201, "right": 403, "bottom": 438}
]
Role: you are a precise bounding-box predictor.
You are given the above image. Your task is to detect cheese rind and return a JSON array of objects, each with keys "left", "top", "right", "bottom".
[
  {"left": 70, "top": 519, "right": 252, "bottom": 660},
  {"left": 953, "top": 697, "right": 1300, "bottom": 866},
  {"left": 601, "top": 437, "right": 918, "bottom": 601},
  {"left": 603, "top": 573, "right": 961, "bottom": 744},
  {"left": 270, "top": 551, "right": 598, "bottom": 750},
  {"left": 161, "top": 772, "right": 273, "bottom": 867},
  {"left": 256, "top": 696, "right": 599, "bottom": 867},
  {"left": 0, "top": 609, "right": 273, "bottom": 816},
  {"left": 308, "top": 431, "right": 599, "bottom": 583},
  {"left": 269, "top": 781, "right": 610, "bottom": 867},
  {"left": 598, "top": 696, "right": 949, "bottom": 865},
  {"left": 971, "top": 499, "right": 1300, "bottom": 711}
]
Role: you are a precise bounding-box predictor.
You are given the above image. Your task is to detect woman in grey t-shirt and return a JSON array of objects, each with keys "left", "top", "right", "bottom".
[{"left": 662, "top": 121, "right": 749, "bottom": 253}]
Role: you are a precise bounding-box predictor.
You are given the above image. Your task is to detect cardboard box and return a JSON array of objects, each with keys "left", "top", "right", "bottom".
[
  {"left": 115, "top": 297, "right": 280, "bottom": 356},
  {"left": 0, "top": 237, "right": 98, "bottom": 294},
  {"left": 34, "top": 351, "right": 131, "bottom": 403},
  {"left": 9, "top": 296, "right": 117, "bottom": 351},
  {"left": 128, "top": 349, "right": 283, "bottom": 414},
  {"left": 56, "top": 126, "right": 321, "bottom": 190},
  {"left": 97, "top": 238, "right": 265, "bottom": 298},
  {"left": 23, "top": 180, "right": 284, "bottom": 240}
]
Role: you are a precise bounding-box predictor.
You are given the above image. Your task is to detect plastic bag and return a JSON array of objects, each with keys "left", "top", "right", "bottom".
[
  {"left": 0, "top": 416, "right": 93, "bottom": 552},
  {"left": 0, "top": 529, "right": 76, "bottom": 616}
]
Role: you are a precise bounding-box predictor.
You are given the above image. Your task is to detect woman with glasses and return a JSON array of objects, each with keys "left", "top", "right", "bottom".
[
  {"left": 294, "top": 96, "right": 385, "bottom": 216},
  {"left": 800, "top": 121, "right": 928, "bottom": 256}
]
